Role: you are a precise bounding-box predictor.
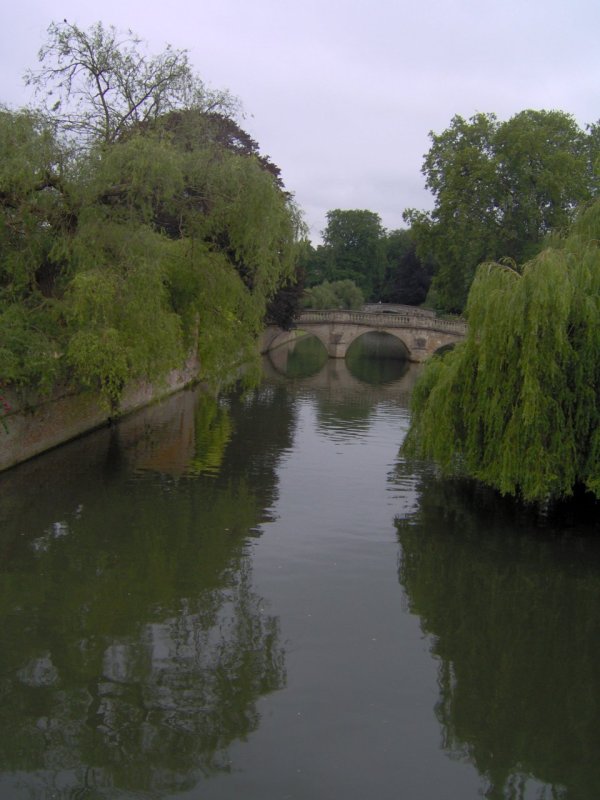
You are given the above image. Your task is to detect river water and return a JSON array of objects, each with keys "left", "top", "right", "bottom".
[{"left": 0, "top": 336, "right": 599, "bottom": 800}]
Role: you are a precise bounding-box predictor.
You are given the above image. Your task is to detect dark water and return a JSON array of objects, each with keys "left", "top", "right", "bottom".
[{"left": 0, "top": 335, "right": 599, "bottom": 799}]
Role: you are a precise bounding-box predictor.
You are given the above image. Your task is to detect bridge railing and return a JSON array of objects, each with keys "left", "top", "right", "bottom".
[
  {"left": 361, "top": 303, "right": 436, "bottom": 318},
  {"left": 297, "top": 309, "right": 467, "bottom": 335}
]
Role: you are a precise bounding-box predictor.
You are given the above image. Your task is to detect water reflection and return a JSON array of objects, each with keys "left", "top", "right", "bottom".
[
  {"left": 0, "top": 383, "right": 294, "bottom": 797},
  {"left": 346, "top": 332, "right": 410, "bottom": 385},
  {"left": 394, "top": 471, "right": 600, "bottom": 800},
  {"left": 273, "top": 335, "right": 328, "bottom": 378},
  {"left": 263, "top": 336, "right": 418, "bottom": 444},
  {"left": 5, "top": 339, "right": 599, "bottom": 798},
  {"left": 132, "top": 393, "right": 233, "bottom": 478},
  {"left": 267, "top": 332, "right": 410, "bottom": 386}
]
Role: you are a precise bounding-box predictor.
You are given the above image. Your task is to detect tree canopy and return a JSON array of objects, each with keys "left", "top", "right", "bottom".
[
  {"left": 319, "top": 209, "right": 386, "bottom": 299},
  {"left": 406, "top": 110, "right": 597, "bottom": 312},
  {"left": 379, "top": 228, "right": 433, "bottom": 305},
  {"left": 25, "top": 21, "right": 235, "bottom": 145},
  {"left": 0, "top": 22, "right": 303, "bottom": 407},
  {"left": 302, "top": 279, "right": 364, "bottom": 310},
  {"left": 403, "top": 199, "right": 600, "bottom": 504},
  {"left": 303, "top": 212, "right": 430, "bottom": 306}
]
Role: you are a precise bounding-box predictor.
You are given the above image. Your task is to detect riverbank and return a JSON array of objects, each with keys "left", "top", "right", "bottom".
[{"left": 0, "top": 353, "right": 199, "bottom": 473}]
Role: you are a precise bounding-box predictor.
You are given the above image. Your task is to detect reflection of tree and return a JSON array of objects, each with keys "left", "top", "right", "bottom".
[
  {"left": 346, "top": 340, "right": 409, "bottom": 385},
  {"left": 188, "top": 395, "right": 233, "bottom": 476},
  {"left": 304, "top": 334, "right": 410, "bottom": 438},
  {"left": 395, "top": 473, "right": 600, "bottom": 800},
  {"left": 347, "top": 356, "right": 409, "bottom": 386},
  {"left": 274, "top": 336, "right": 328, "bottom": 379},
  {"left": 315, "top": 395, "right": 373, "bottom": 436},
  {"left": 219, "top": 381, "right": 297, "bottom": 515},
  {"left": 0, "top": 382, "right": 295, "bottom": 797}
]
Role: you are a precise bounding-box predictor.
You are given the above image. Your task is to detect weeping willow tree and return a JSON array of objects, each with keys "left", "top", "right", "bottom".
[
  {"left": 403, "top": 200, "right": 600, "bottom": 503},
  {"left": 62, "top": 119, "right": 301, "bottom": 402},
  {"left": 1, "top": 22, "right": 303, "bottom": 408}
]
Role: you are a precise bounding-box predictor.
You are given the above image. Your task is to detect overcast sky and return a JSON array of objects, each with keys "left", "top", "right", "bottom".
[{"left": 2, "top": 0, "right": 599, "bottom": 242}]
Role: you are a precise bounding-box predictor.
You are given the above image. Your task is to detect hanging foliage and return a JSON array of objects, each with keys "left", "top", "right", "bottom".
[
  {"left": 403, "top": 200, "right": 600, "bottom": 503},
  {"left": 1, "top": 22, "right": 303, "bottom": 409}
]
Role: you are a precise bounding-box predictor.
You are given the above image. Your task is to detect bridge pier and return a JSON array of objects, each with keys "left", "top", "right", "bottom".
[{"left": 327, "top": 330, "right": 347, "bottom": 358}]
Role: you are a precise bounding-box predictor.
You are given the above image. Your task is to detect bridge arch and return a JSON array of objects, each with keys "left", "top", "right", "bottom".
[
  {"left": 433, "top": 343, "right": 456, "bottom": 357},
  {"left": 263, "top": 327, "right": 311, "bottom": 353},
  {"left": 345, "top": 330, "right": 411, "bottom": 360}
]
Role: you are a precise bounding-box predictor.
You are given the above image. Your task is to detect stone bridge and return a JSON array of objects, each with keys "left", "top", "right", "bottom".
[{"left": 262, "top": 308, "right": 467, "bottom": 361}]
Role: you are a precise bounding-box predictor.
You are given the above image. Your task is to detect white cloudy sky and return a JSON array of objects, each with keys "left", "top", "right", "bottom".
[{"left": 2, "top": 0, "right": 599, "bottom": 241}]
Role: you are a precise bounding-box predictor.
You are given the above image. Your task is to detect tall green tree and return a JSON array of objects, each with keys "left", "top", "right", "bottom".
[
  {"left": 406, "top": 110, "right": 595, "bottom": 312},
  {"left": 320, "top": 209, "right": 386, "bottom": 299},
  {"left": 380, "top": 228, "right": 433, "bottom": 305},
  {"left": 494, "top": 110, "right": 590, "bottom": 256},
  {"left": 301, "top": 239, "right": 328, "bottom": 288},
  {"left": 403, "top": 199, "right": 600, "bottom": 504}
]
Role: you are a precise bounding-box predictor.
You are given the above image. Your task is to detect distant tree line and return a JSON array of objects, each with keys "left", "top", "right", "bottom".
[{"left": 300, "top": 209, "right": 433, "bottom": 308}]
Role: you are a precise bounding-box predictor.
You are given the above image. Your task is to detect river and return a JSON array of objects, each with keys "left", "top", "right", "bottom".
[{"left": 0, "top": 335, "right": 599, "bottom": 799}]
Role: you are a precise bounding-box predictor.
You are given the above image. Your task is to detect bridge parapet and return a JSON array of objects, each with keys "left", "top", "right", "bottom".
[
  {"left": 362, "top": 303, "right": 436, "bottom": 317},
  {"left": 298, "top": 310, "right": 467, "bottom": 336}
]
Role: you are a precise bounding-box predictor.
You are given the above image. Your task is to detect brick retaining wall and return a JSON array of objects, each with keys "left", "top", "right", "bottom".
[{"left": 0, "top": 355, "right": 200, "bottom": 473}]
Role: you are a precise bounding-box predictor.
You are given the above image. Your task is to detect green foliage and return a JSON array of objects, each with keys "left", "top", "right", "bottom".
[
  {"left": 0, "top": 393, "right": 9, "bottom": 432},
  {"left": 305, "top": 214, "right": 431, "bottom": 307},
  {"left": 0, "top": 23, "right": 302, "bottom": 408},
  {"left": 380, "top": 228, "right": 433, "bottom": 305},
  {"left": 0, "top": 110, "right": 70, "bottom": 391},
  {"left": 404, "top": 199, "right": 600, "bottom": 503},
  {"left": 320, "top": 209, "right": 387, "bottom": 299},
  {"left": 302, "top": 282, "right": 336, "bottom": 308},
  {"left": 302, "top": 279, "right": 364, "bottom": 309},
  {"left": 26, "top": 21, "right": 236, "bottom": 144},
  {"left": 65, "top": 225, "right": 185, "bottom": 403},
  {"left": 197, "top": 146, "right": 300, "bottom": 296},
  {"left": 0, "top": 304, "right": 64, "bottom": 391},
  {"left": 264, "top": 266, "right": 305, "bottom": 330},
  {"left": 188, "top": 395, "right": 233, "bottom": 475},
  {"left": 300, "top": 239, "right": 327, "bottom": 287},
  {"left": 406, "top": 110, "right": 595, "bottom": 312}
]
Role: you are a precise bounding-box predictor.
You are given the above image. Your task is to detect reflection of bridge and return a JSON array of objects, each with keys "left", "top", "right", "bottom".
[
  {"left": 262, "top": 352, "right": 422, "bottom": 407},
  {"left": 262, "top": 308, "right": 467, "bottom": 361}
]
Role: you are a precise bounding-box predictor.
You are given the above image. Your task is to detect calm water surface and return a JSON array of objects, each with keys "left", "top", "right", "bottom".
[{"left": 1, "top": 336, "right": 599, "bottom": 799}]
